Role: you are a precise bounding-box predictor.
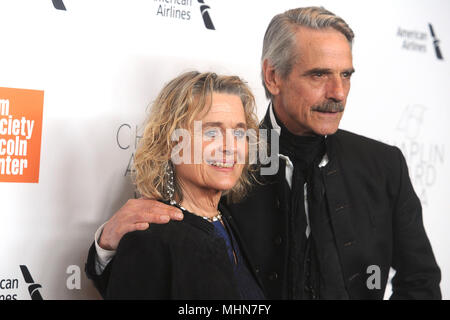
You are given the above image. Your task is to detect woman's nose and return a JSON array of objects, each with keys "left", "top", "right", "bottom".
[{"left": 221, "top": 130, "right": 237, "bottom": 154}]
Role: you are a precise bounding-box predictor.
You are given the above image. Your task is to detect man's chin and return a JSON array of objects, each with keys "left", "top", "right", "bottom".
[{"left": 313, "top": 126, "right": 339, "bottom": 136}]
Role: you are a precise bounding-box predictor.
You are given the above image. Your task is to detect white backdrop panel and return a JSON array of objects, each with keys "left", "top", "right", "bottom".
[{"left": 0, "top": 0, "right": 448, "bottom": 299}]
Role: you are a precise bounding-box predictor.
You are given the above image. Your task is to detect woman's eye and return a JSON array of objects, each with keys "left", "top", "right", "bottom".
[
  {"left": 204, "top": 129, "right": 219, "bottom": 138},
  {"left": 233, "top": 129, "right": 246, "bottom": 139}
]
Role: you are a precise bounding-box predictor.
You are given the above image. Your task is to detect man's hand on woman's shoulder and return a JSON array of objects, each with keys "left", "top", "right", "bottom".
[{"left": 98, "top": 198, "right": 183, "bottom": 251}]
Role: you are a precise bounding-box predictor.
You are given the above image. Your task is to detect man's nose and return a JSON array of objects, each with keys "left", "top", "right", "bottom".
[{"left": 325, "top": 76, "right": 346, "bottom": 102}]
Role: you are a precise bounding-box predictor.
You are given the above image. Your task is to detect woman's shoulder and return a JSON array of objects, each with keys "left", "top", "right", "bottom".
[
  {"left": 117, "top": 217, "right": 208, "bottom": 255},
  {"left": 119, "top": 220, "right": 183, "bottom": 246},
  {"left": 116, "top": 201, "right": 216, "bottom": 253}
]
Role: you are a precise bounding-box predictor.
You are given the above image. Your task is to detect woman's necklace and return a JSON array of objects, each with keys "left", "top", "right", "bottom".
[
  {"left": 170, "top": 200, "right": 222, "bottom": 222},
  {"left": 202, "top": 210, "right": 222, "bottom": 222}
]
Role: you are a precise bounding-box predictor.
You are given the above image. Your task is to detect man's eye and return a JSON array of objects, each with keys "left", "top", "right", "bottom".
[
  {"left": 342, "top": 72, "right": 352, "bottom": 78},
  {"left": 313, "top": 72, "right": 324, "bottom": 77}
]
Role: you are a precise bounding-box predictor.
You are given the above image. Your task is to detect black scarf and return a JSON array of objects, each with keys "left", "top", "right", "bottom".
[
  {"left": 274, "top": 110, "right": 348, "bottom": 299},
  {"left": 274, "top": 111, "right": 322, "bottom": 299}
]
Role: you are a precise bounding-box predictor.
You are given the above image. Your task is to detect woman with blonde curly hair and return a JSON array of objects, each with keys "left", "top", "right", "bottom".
[{"left": 105, "top": 71, "right": 265, "bottom": 299}]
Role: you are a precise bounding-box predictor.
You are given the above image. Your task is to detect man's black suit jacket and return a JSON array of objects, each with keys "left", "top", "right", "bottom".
[
  {"left": 86, "top": 126, "right": 441, "bottom": 299},
  {"left": 226, "top": 127, "right": 441, "bottom": 299}
]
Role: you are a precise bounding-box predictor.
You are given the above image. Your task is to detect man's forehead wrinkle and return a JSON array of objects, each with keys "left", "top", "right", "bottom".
[{"left": 293, "top": 29, "right": 352, "bottom": 60}]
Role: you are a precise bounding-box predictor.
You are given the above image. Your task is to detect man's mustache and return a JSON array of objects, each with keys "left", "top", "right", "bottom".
[{"left": 311, "top": 101, "right": 345, "bottom": 113}]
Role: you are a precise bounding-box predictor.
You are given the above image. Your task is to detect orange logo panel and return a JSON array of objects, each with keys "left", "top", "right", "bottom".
[{"left": 0, "top": 87, "right": 44, "bottom": 183}]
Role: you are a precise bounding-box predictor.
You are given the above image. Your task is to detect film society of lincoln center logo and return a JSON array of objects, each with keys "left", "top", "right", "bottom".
[{"left": 0, "top": 87, "right": 44, "bottom": 183}]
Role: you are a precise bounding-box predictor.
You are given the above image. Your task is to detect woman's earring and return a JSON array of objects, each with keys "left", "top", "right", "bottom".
[{"left": 165, "top": 161, "right": 175, "bottom": 203}]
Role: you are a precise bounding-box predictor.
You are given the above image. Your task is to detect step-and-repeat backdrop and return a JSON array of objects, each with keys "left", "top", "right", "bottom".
[{"left": 1, "top": 0, "right": 449, "bottom": 300}]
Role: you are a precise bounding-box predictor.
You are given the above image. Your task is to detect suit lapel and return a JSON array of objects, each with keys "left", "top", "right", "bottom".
[{"left": 322, "top": 133, "right": 368, "bottom": 298}]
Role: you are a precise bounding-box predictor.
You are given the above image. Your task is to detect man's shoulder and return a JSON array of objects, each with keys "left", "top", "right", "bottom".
[
  {"left": 332, "top": 129, "right": 406, "bottom": 179},
  {"left": 334, "top": 129, "right": 399, "bottom": 156}
]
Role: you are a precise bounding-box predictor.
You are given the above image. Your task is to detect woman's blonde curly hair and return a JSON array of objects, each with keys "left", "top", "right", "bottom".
[{"left": 133, "top": 71, "right": 260, "bottom": 204}]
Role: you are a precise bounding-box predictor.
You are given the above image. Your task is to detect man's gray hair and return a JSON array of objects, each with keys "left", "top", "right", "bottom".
[{"left": 261, "top": 6, "right": 355, "bottom": 99}]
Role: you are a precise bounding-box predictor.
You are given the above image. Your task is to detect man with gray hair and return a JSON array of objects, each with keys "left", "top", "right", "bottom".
[{"left": 86, "top": 6, "right": 441, "bottom": 299}]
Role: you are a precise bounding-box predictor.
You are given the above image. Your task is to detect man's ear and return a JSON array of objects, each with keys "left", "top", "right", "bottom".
[{"left": 262, "top": 59, "right": 281, "bottom": 96}]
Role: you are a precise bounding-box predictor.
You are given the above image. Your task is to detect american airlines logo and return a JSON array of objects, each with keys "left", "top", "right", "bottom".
[
  {"left": 428, "top": 23, "right": 443, "bottom": 60},
  {"left": 52, "top": 0, "right": 216, "bottom": 31},
  {"left": 52, "top": 0, "right": 66, "bottom": 11},
  {"left": 20, "top": 265, "right": 43, "bottom": 300},
  {"left": 198, "top": 0, "right": 215, "bottom": 30},
  {"left": 396, "top": 23, "right": 444, "bottom": 61}
]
